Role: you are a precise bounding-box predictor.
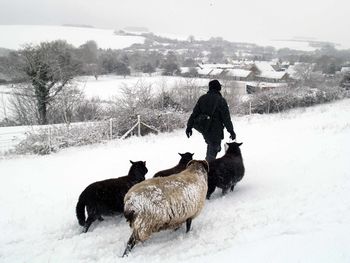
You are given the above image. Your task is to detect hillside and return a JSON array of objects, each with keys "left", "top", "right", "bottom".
[
  {"left": 0, "top": 99, "right": 349, "bottom": 262},
  {"left": 0, "top": 25, "right": 145, "bottom": 50}
]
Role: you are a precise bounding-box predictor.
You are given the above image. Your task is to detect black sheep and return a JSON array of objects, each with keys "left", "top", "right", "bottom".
[
  {"left": 207, "top": 142, "right": 245, "bottom": 199},
  {"left": 76, "top": 160, "right": 148, "bottom": 233},
  {"left": 153, "top": 152, "right": 194, "bottom": 177}
]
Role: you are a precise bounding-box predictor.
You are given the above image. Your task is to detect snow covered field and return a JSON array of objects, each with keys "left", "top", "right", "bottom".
[
  {"left": 77, "top": 75, "right": 209, "bottom": 100},
  {"left": 0, "top": 25, "right": 144, "bottom": 50},
  {"left": 0, "top": 99, "right": 349, "bottom": 262},
  {"left": 1, "top": 25, "right": 345, "bottom": 52},
  {"left": 0, "top": 76, "right": 209, "bottom": 120}
]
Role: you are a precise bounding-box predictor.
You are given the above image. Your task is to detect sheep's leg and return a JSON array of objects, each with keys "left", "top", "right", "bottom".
[
  {"left": 222, "top": 187, "right": 230, "bottom": 196},
  {"left": 206, "top": 184, "right": 216, "bottom": 200},
  {"left": 230, "top": 183, "right": 236, "bottom": 192},
  {"left": 122, "top": 233, "right": 136, "bottom": 257},
  {"left": 186, "top": 218, "right": 192, "bottom": 233},
  {"left": 83, "top": 215, "right": 96, "bottom": 233}
]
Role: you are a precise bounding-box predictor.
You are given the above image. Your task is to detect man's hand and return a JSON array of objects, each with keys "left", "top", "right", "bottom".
[
  {"left": 230, "top": 131, "right": 236, "bottom": 140},
  {"left": 186, "top": 127, "right": 192, "bottom": 138}
]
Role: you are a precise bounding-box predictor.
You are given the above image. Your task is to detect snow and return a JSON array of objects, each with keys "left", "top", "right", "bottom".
[
  {"left": 258, "top": 71, "right": 287, "bottom": 80},
  {"left": 225, "top": 69, "right": 252, "bottom": 78},
  {"left": 341, "top": 67, "right": 350, "bottom": 73},
  {"left": 0, "top": 98, "right": 350, "bottom": 262},
  {"left": 199, "top": 64, "right": 235, "bottom": 69},
  {"left": 0, "top": 76, "right": 211, "bottom": 120},
  {"left": 208, "top": 68, "right": 224, "bottom": 76},
  {"left": 0, "top": 25, "right": 145, "bottom": 50},
  {"left": 76, "top": 75, "right": 210, "bottom": 101},
  {"left": 197, "top": 68, "right": 213, "bottom": 76},
  {"left": 254, "top": 61, "right": 275, "bottom": 73}
]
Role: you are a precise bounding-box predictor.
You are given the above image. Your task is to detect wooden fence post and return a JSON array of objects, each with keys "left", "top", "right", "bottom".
[
  {"left": 109, "top": 118, "right": 113, "bottom": 140},
  {"left": 137, "top": 115, "right": 141, "bottom": 136}
]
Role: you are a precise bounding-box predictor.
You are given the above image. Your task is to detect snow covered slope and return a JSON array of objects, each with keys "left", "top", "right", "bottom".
[
  {"left": 0, "top": 99, "right": 349, "bottom": 262},
  {"left": 0, "top": 25, "right": 144, "bottom": 50}
]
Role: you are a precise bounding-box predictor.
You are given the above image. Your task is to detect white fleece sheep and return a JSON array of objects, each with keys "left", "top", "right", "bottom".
[{"left": 122, "top": 160, "right": 209, "bottom": 256}]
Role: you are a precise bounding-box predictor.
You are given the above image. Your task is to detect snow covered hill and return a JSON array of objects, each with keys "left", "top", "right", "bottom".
[
  {"left": 0, "top": 25, "right": 145, "bottom": 50},
  {"left": 0, "top": 99, "right": 349, "bottom": 262}
]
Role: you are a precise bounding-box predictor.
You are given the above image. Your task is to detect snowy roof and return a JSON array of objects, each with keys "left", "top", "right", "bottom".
[
  {"left": 258, "top": 71, "right": 288, "bottom": 80},
  {"left": 180, "top": 67, "right": 190, "bottom": 74},
  {"left": 208, "top": 68, "right": 224, "bottom": 76},
  {"left": 198, "top": 63, "right": 235, "bottom": 69},
  {"left": 197, "top": 67, "right": 213, "bottom": 76},
  {"left": 254, "top": 61, "right": 276, "bottom": 73},
  {"left": 224, "top": 69, "right": 252, "bottom": 78},
  {"left": 341, "top": 67, "right": 350, "bottom": 73},
  {"left": 246, "top": 81, "right": 288, "bottom": 88}
]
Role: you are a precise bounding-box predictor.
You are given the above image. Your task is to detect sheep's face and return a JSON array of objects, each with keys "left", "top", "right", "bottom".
[
  {"left": 129, "top": 160, "right": 148, "bottom": 180},
  {"left": 179, "top": 152, "right": 194, "bottom": 164},
  {"left": 226, "top": 142, "right": 243, "bottom": 155}
]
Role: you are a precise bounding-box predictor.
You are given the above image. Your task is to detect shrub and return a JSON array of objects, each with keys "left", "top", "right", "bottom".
[{"left": 12, "top": 122, "right": 110, "bottom": 155}]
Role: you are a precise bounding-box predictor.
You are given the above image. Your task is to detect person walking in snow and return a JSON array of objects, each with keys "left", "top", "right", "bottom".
[{"left": 186, "top": 79, "right": 236, "bottom": 161}]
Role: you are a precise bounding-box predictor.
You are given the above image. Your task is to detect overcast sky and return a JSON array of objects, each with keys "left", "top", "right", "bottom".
[{"left": 1, "top": 0, "right": 349, "bottom": 47}]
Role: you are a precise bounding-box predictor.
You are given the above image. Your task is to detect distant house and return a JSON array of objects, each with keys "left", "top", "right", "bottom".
[
  {"left": 208, "top": 68, "right": 224, "bottom": 77},
  {"left": 197, "top": 63, "right": 235, "bottom": 70},
  {"left": 196, "top": 61, "right": 289, "bottom": 83},
  {"left": 197, "top": 67, "right": 213, "bottom": 77},
  {"left": 246, "top": 82, "right": 288, "bottom": 94},
  {"left": 223, "top": 69, "right": 254, "bottom": 81},
  {"left": 341, "top": 67, "right": 350, "bottom": 73},
  {"left": 251, "top": 62, "right": 289, "bottom": 82}
]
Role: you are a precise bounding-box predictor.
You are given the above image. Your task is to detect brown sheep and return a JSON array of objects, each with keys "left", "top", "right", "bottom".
[{"left": 122, "top": 160, "right": 209, "bottom": 257}]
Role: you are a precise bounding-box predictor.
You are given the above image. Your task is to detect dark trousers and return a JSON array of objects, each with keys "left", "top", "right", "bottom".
[{"left": 205, "top": 140, "right": 221, "bottom": 162}]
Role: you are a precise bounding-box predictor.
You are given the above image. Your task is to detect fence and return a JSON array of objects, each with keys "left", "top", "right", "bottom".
[{"left": 0, "top": 114, "right": 168, "bottom": 155}]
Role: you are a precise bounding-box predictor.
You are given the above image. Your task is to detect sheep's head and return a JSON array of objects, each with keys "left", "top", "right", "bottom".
[
  {"left": 129, "top": 160, "right": 148, "bottom": 181},
  {"left": 225, "top": 142, "right": 243, "bottom": 156},
  {"left": 178, "top": 152, "right": 194, "bottom": 165}
]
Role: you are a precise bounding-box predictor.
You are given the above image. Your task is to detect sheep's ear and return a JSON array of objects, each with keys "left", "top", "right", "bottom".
[
  {"left": 191, "top": 153, "right": 194, "bottom": 156},
  {"left": 143, "top": 161, "right": 146, "bottom": 166},
  {"left": 178, "top": 153, "right": 182, "bottom": 156},
  {"left": 237, "top": 142, "right": 243, "bottom": 146},
  {"left": 130, "top": 160, "right": 134, "bottom": 164}
]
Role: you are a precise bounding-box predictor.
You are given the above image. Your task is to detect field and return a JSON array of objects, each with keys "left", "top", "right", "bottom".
[{"left": 0, "top": 98, "right": 349, "bottom": 262}]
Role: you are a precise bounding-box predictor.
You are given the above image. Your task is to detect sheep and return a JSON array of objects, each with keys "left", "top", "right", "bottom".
[
  {"left": 153, "top": 152, "right": 194, "bottom": 177},
  {"left": 122, "top": 160, "right": 209, "bottom": 257},
  {"left": 206, "top": 142, "right": 245, "bottom": 200},
  {"left": 75, "top": 160, "right": 148, "bottom": 233}
]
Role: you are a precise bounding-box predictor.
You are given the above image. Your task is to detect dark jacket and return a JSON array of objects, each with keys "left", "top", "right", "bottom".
[{"left": 187, "top": 89, "right": 234, "bottom": 143}]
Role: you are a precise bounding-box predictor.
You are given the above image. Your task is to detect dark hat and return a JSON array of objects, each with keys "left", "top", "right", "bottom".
[{"left": 209, "top": 79, "right": 222, "bottom": 91}]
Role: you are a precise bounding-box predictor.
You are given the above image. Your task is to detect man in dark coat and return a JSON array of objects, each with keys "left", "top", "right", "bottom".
[{"left": 186, "top": 79, "right": 236, "bottom": 161}]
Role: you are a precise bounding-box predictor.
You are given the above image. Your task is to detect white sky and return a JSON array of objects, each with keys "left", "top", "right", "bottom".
[{"left": 1, "top": 0, "right": 349, "bottom": 47}]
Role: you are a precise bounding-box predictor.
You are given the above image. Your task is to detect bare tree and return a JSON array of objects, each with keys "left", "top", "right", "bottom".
[
  {"left": 292, "top": 63, "right": 315, "bottom": 86},
  {"left": 19, "top": 40, "right": 80, "bottom": 124}
]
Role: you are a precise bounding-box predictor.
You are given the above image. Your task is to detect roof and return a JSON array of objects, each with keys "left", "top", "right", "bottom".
[
  {"left": 341, "top": 67, "right": 350, "bottom": 73},
  {"left": 254, "top": 61, "right": 276, "bottom": 73},
  {"left": 258, "top": 71, "right": 288, "bottom": 80},
  {"left": 208, "top": 68, "right": 224, "bottom": 76},
  {"left": 197, "top": 67, "right": 213, "bottom": 76},
  {"left": 180, "top": 67, "right": 190, "bottom": 74},
  {"left": 198, "top": 63, "right": 235, "bottom": 69},
  {"left": 224, "top": 69, "right": 252, "bottom": 78},
  {"left": 246, "top": 81, "right": 288, "bottom": 88}
]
